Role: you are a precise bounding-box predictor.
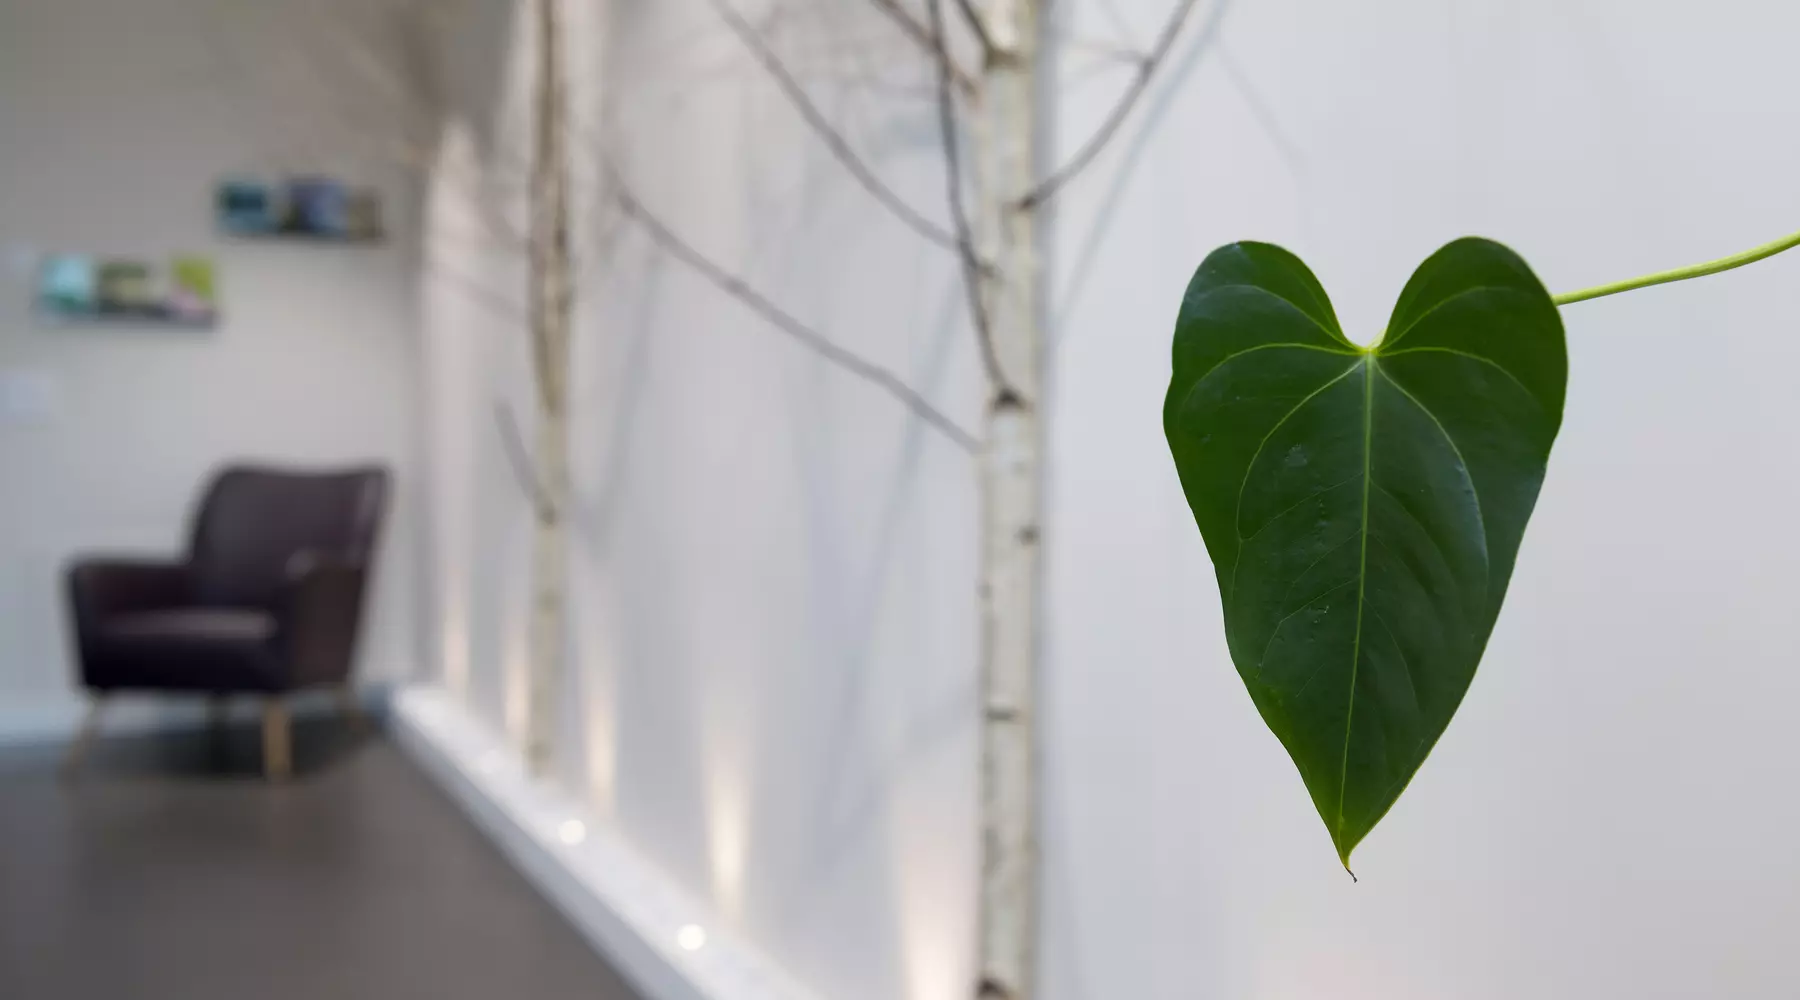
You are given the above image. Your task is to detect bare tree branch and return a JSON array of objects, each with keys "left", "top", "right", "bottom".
[
  {"left": 952, "top": 0, "right": 997, "bottom": 58},
  {"left": 1017, "top": 0, "right": 1203, "bottom": 210},
  {"left": 866, "top": 0, "right": 979, "bottom": 95},
  {"left": 1057, "top": 34, "right": 1155, "bottom": 67},
  {"left": 388, "top": 135, "right": 532, "bottom": 251},
  {"left": 703, "top": 0, "right": 969, "bottom": 258},
  {"left": 926, "top": 0, "right": 1015, "bottom": 401},
  {"left": 492, "top": 399, "right": 558, "bottom": 521},
  {"left": 865, "top": 0, "right": 937, "bottom": 52},
  {"left": 425, "top": 256, "right": 528, "bottom": 324},
  {"left": 805, "top": 68, "right": 941, "bottom": 99},
  {"left": 612, "top": 183, "right": 978, "bottom": 453}
]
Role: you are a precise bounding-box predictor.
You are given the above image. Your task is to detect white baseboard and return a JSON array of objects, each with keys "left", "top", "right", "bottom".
[
  {"left": 388, "top": 684, "right": 824, "bottom": 1000},
  {"left": 0, "top": 700, "right": 101, "bottom": 746},
  {"left": 0, "top": 686, "right": 391, "bottom": 748}
]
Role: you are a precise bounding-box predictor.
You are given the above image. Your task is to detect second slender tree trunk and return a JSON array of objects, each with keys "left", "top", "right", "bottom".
[
  {"left": 527, "top": 404, "right": 570, "bottom": 771},
  {"left": 972, "top": 2, "right": 1043, "bottom": 997},
  {"left": 526, "top": 0, "right": 573, "bottom": 776}
]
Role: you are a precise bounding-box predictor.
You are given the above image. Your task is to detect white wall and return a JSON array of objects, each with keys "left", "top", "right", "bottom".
[
  {"left": 0, "top": 0, "right": 425, "bottom": 730},
  {"left": 424, "top": 1, "right": 1800, "bottom": 999},
  {"left": 1050, "top": 1, "right": 1800, "bottom": 997}
]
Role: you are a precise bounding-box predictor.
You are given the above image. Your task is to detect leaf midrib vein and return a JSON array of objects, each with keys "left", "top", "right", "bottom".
[{"left": 1337, "top": 358, "right": 1375, "bottom": 848}]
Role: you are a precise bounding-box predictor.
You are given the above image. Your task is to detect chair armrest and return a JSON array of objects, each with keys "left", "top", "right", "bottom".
[
  {"left": 277, "top": 551, "right": 369, "bottom": 688},
  {"left": 66, "top": 558, "right": 191, "bottom": 633}
]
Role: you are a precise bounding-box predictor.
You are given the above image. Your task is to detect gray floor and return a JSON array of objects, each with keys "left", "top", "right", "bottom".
[{"left": 0, "top": 714, "right": 641, "bottom": 1000}]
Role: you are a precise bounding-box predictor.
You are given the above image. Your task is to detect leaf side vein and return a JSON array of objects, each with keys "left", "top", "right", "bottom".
[
  {"left": 1226, "top": 361, "right": 1364, "bottom": 603},
  {"left": 1374, "top": 366, "right": 1490, "bottom": 573},
  {"left": 1377, "top": 346, "right": 1544, "bottom": 411},
  {"left": 1186, "top": 281, "right": 1351, "bottom": 346},
  {"left": 1383, "top": 283, "right": 1536, "bottom": 349}
]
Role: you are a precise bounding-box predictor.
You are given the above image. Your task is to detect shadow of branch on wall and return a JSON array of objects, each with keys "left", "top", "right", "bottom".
[
  {"left": 1054, "top": 0, "right": 1235, "bottom": 342},
  {"left": 784, "top": 275, "right": 970, "bottom": 893}
]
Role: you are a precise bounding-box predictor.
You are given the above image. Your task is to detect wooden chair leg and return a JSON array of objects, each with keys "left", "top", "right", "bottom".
[
  {"left": 61, "top": 696, "right": 107, "bottom": 778},
  {"left": 336, "top": 685, "right": 370, "bottom": 734},
  {"left": 262, "top": 699, "right": 292, "bottom": 782}
]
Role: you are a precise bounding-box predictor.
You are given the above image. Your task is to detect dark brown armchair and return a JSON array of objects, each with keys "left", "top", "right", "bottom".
[{"left": 64, "top": 464, "right": 389, "bottom": 779}]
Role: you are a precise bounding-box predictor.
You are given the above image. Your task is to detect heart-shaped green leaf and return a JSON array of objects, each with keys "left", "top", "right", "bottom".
[{"left": 1164, "top": 238, "right": 1566, "bottom": 868}]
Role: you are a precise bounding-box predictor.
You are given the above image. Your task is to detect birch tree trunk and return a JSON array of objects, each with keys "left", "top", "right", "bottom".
[
  {"left": 971, "top": 1, "right": 1043, "bottom": 997},
  {"left": 526, "top": 0, "right": 573, "bottom": 776}
]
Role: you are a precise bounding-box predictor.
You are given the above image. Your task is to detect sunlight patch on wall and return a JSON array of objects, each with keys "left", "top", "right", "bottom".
[
  {"left": 895, "top": 780, "right": 973, "bottom": 1000},
  {"left": 442, "top": 614, "right": 470, "bottom": 697},
  {"left": 702, "top": 645, "right": 755, "bottom": 922},
  {"left": 897, "top": 899, "right": 963, "bottom": 1000},
  {"left": 1248, "top": 933, "right": 1396, "bottom": 1000},
  {"left": 502, "top": 611, "right": 530, "bottom": 745},
  {"left": 582, "top": 668, "right": 617, "bottom": 814},
  {"left": 574, "top": 548, "right": 620, "bottom": 814},
  {"left": 423, "top": 115, "right": 484, "bottom": 705},
  {"left": 706, "top": 766, "right": 750, "bottom": 921}
]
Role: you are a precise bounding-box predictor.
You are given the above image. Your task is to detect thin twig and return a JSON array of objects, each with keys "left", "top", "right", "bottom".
[
  {"left": 866, "top": 0, "right": 979, "bottom": 95},
  {"left": 1017, "top": 0, "right": 1203, "bottom": 210},
  {"left": 927, "top": 0, "right": 1014, "bottom": 400},
  {"left": 704, "top": 0, "right": 967, "bottom": 257},
  {"left": 492, "top": 400, "right": 557, "bottom": 521},
  {"left": 952, "top": 0, "right": 997, "bottom": 58},
  {"left": 806, "top": 69, "right": 941, "bottom": 100},
  {"left": 612, "top": 183, "right": 978, "bottom": 453},
  {"left": 425, "top": 256, "right": 528, "bottom": 325},
  {"left": 1057, "top": 34, "right": 1156, "bottom": 66}
]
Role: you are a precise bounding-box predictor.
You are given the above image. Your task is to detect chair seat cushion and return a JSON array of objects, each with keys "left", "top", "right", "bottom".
[
  {"left": 104, "top": 609, "right": 277, "bottom": 643},
  {"left": 86, "top": 608, "right": 285, "bottom": 693}
]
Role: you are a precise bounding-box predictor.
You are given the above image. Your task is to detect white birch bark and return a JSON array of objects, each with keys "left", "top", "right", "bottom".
[
  {"left": 525, "top": 0, "right": 573, "bottom": 776},
  {"left": 971, "top": 1, "right": 1043, "bottom": 997}
]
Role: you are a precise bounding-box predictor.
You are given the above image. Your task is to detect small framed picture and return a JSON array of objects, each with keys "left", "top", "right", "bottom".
[
  {"left": 167, "top": 256, "right": 218, "bottom": 324},
  {"left": 35, "top": 253, "right": 217, "bottom": 328},
  {"left": 37, "top": 254, "right": 99, "bottom": 316},
  {"left": 97, "top": 259, "right": 158, "bottom": 317},
  {"left": 217, "top": 176, "right": 382, "bottom": 242},
  {"left": 218, "top": 178, "right": 279, "bottom": 235}
]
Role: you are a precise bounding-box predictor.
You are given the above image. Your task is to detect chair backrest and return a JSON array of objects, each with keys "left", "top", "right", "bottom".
[{"left": 188, "top": 464, "right": 389, "bottom": 608}]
